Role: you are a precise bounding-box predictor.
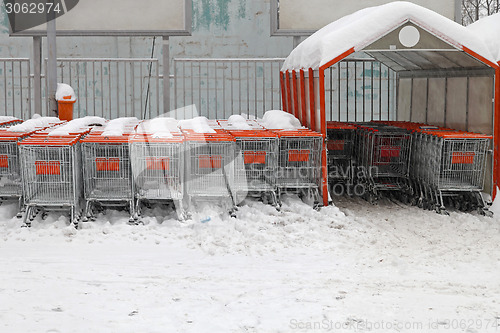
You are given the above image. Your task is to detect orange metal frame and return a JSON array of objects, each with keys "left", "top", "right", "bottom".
[
  {"left": 292, "top": 70, "right": 299, "bottom": 119},
  {"left": 308, "top": 68, "right": 316, "bottom": 131},
  {"left": 280, "top": 72, "right": 287, "bottom": 112},
  {"left": 286, "top": 71, "right": 293, "bottom": 115},
  {"left": 300, "top": 70, "right": 307, "bottom": 126},
  {"left": 282, "top": 44, "right": 500, "bottom": 205}
]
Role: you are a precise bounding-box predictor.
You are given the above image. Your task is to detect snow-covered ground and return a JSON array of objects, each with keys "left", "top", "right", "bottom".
[{"left": 1, "top": 196, "right": 499, "bottom": 332}]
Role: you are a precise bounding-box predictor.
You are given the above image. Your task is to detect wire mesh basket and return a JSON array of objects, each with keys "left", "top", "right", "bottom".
[
  {"left": 130, "top": 133, "right": 185, "bottom": 218},
  {"left": 19, "top": 134, "right": 84, "bottom": 226},
  {"left": 81, "top": 134, "right": 136, "bottom": 221},
  {"left": 227, "top": 129, "right": 279, "bottom": 206},
  {"left": 183, "top": 130, "right": 237, "bottom": 211}
]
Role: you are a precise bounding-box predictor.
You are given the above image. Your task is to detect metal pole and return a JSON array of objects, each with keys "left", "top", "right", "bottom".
[
  {"left": 162, "top": 36, "right": 170, "bottom": 115},
  {"left": 47, "top": 1, "right": 57, "bottom": 117},
  {"left": 33, "top": 37, "right": 42, "bottom": 116}
]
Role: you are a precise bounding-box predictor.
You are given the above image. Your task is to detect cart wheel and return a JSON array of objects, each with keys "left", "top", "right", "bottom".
[
  {"left": 21, "top": 206, "right": 33, "bottom": 228},
  {"left": 435, "top": 206, "right": 449, "bottom": 215},
  {"left": 399, "top": 193, "right": 410, "bottom": 205},
  {"left": 41, "top": 211, "right": 48, "bottom": 220},
  {"left": 229, "top": 207, "right": 238, "bottom": 218},
  {"left": 353, "top": 183, "right": 366, "bottom": 197},
  {"left": 478, "top": 208, "right": 493, "bottom": 218},
  {"left": 365, "top": 192, "right": 377, "bottom": 205}
]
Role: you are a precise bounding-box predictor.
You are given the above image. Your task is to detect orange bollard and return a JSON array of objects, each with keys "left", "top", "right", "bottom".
[{"left": 57, "top": 96, "right": 76, "bottom": 121}]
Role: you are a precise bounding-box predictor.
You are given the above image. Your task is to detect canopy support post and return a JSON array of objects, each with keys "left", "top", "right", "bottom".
[{"left": 494, "top": 67, "right": 500, "bottom": 199}]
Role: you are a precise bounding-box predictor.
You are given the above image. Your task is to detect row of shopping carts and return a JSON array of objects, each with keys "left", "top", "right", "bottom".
[
  {"left": 0, "top": 118, "right": 65, "bottom": 220},
  {"left": 0, "top": 117, "right": 324, "bottom": 227},
  {"left": 326, "top": 120, "right": 492, "bottom": 215}
]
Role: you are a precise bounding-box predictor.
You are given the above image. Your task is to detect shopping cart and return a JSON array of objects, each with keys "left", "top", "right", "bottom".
[
  {"left": 226, "top": 129, "right": 279, "bottom": 206},
  {"left": 81, "top": 133, "right": 136, "bottom": 222},
  {"left": 273, "top": 129, "right": 323, "bottom": 208},
  {"left": 18, "top": 133, "right": 84, "bottom": 227},
  {"left": 355, "top": 124, "right": 412, "bottom": 202},
  {"left": 218, "top": 120, "right": 265, "bottom": 131},
  {"left": 414, "top": 129, "right": 492, "bottom": 215},
  {"left": 0, "top": 119, "right": 63, "bottom": 217},
  {"left": 0, "top": 129, "right": 31, "bottom": 216},
  {"left": 326, "top": 121, "right": 357, "bottom": 196},
  {"left": 129, "top": 133, "right": 186, "bottom": 220},
  {"left": 0, "top": 117, "right": 22, "bottom": 128},
  {"left": 183, "top": 130, "right": 237, "bottom": 214}
]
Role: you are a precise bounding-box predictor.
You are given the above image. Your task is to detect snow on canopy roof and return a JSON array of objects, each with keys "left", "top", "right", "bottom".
[
  {"left": 282, "top": 1, "right": 496, "bottom": 71},
  {"left": 467, "top": 12, "right": 500, "bottom": 63}
]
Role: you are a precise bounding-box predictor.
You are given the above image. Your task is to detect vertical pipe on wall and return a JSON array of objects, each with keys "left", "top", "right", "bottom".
[
  {"left": 162, "top": 36, "right": 170, "bottom": 114},
  {"left": 425, "top": 77, "right": 429, "bottom": 123},
  {"left": 444, "top": 77, "right": 448, "bottom": 126},
  {"left": 371, "top": 62, "right": 374, "bottom": 121},
  {"left": 354, "top": 62, "right": 357, "bottom": 122},
  {"left": 33, "top": 37, "right": 42, "bottom": 117},
  {"left": 409, "top": 78, "right": 414, "bottom": 122},
  {"left": 346, "top": 62, "right": 349, "bottom": 122},
  {"left": 286, "top": 71, "right": 293, "bottom": 115},
  {"left": 362, "top": 62, "right": 365, "bottom": 122}
]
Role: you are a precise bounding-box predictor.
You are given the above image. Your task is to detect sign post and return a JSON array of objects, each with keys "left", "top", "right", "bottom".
[{"left": 47, "top": 0, "right": 57, "bottom": 117}]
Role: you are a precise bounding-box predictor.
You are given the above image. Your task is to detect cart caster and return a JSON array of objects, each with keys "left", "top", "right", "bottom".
[
  {"left": 365, "top": 192, "right": 378, "bottom": 205},
  {"left": 478, "top": 208, "right": 493, "bottom": 217},
  {"left": 41, "top": 212, "right": 48, "bottom": 220},
  {"left": 16, "top": 213, "right": 23, "bottom": 219},
  {"left": 353, "top": 183, "right": 366, "bottom": 197},
  {"left": 422, "top": 200, "right": 433, "bottom": 211},
  {"left": 435, "top": 206, "right": 449, "bottom": 215},
  {"left": 128, "top": 219, "right": 143, "bottom": 226}
]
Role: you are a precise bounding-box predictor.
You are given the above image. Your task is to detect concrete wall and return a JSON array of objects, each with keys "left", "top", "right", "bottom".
[{"left": 0, "top": 0, "right": 294, "bottom": 61}]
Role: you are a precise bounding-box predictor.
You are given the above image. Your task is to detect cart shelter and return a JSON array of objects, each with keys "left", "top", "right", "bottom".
[{"left": 280, "top": 2, "right": 500, "bottom": 206}]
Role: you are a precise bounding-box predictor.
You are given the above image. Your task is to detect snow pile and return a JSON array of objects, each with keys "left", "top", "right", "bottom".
[
  {"left": 468, "top": 12, "right": 500, "bottom": 63},
  {"left": 1, "top": 195, "right": 500, "bottom": 331},
  {"left": 261, "top": 110, "right": 302, "bottom": 129},
  {"left": 100, "top": 117, "right": 139, "bottom": 136},
  {"left": 135, "top": 117, "right": 180, "bottom": 138},
  {"left": 282, "top": 1, "right": 495, "bottom": 70},
  {"left": 7, "top": 114, "right": 60, "bottom": 132},
  {"left": 0, "top": 116, "right": 19, "bottom": 122},
  {"left": 227, "top": 114, "right": 252, "bottom": 130},
  {"left": 177, "top": 116, "right": 216, "bottom": 133},
  {"left": 489, "top": 188, "right": 500, "bottom": 215},
  {"left": 48, "top": 116, "right": 106, "bottom": 136},
  {"left": 55, "top": 83, "right": 76, "bottom": 102}
]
